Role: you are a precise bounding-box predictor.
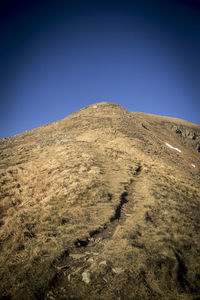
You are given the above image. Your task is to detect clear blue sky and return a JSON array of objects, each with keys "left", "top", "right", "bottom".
[{"left": 0, "top": 0, "right": 200, "bottom": 139}]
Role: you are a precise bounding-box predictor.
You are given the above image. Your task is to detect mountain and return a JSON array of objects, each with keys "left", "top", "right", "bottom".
[{"left": 0, "top": 102, "right": 200, "bottom": 300}]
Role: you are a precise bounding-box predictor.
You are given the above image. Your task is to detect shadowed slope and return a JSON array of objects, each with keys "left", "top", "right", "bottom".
[{"left": 0, "top": 102, "right": 200, "bottom": 299}]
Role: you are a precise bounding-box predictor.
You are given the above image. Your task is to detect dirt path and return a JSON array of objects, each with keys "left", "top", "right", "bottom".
[{"left": 43, "top": 145, "right": 143, "bottom": 300}]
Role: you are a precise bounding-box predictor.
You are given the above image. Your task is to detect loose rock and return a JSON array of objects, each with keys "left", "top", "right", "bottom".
[
  {"left": 99, "top": 260, "right": 108, "bottom": 266},
  {"left": 82, "top": 270, "right": 91, "bottom": 284},
  {"left": 112, "top": 267, "right": 125, "bottom": 274},
  {"left": 69, "top": 253, "right": 86, "bottom": 260},
  {"left": 87, "top": 257, "right": 94, "bottom": 263}
]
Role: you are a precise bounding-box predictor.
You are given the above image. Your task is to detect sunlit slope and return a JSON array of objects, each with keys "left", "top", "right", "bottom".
[{"left": 0, "top": 102, "right": 200, "bottom": 300}]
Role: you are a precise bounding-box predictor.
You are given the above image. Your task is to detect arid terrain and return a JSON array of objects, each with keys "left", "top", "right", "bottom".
[{"left": 0, "top": 102, "right": 200, "bottom": 300}]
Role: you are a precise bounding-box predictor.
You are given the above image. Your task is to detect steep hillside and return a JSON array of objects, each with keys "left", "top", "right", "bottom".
[{"left": 0, "top": 102, "right": 200, "bottom": 300}]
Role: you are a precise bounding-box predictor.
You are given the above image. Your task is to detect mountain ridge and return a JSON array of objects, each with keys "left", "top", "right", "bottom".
[
  {"left": 1, "top": 102, "right": 199, "bottom": 141},
  {"left": 0, "top": 102, "right": 200, "bottom": 299}
]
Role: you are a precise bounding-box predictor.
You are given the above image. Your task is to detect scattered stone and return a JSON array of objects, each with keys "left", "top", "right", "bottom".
[
  {"left": 82, "top": 270, "right": 91, "bottom": 284},
  {"left": 112, "top": 267, "right": 125, "bottom": 274},
  {"left": 46, "top": 291, "right": 56, "bottom": 300},
  {"left": 99, "top": 260, "right": 108, "bottom": 266},
  {"left": 60, "top": 138, "right": 68, "bottom": 142},
  {"left": 87, "top": 257, "right": 94, "bottom": 263},
  {"left": 88, "top": 166, "right": 100, "bottom": 174},
  {"left": 191, "top": 164, "right": 196, "bottom": 168},
  {"left": 69, "top": 253, "right": 86, "bottom": 260},
  {"left": 95, "top": 237, "right": 102, "bottom": 243},
  {"left": 67, "top": 274, "right": 71, "bottom": 281},
  {"left": 93, "top": 105, "right": 97, "bottom": 109}
]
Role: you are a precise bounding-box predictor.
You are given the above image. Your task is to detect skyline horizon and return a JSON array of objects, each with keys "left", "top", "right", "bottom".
[
  {"left": 1, "top": 0, "right": 200, "bottom": 139},
  {"left": 1, "top": 100, "right": 199, "bottom": 140}
]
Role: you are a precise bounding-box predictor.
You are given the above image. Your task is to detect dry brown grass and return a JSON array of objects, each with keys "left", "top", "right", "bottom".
[{"left": 0, "top": 102, "right": 200, "bottom": 299}]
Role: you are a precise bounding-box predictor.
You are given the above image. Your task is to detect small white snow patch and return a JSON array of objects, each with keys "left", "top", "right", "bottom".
[
  {"left": 165, "top": 142, "right": 181, "bottom": 153},
  {"left": 191, "top": 164, "right": 196, "bottom": 168}
]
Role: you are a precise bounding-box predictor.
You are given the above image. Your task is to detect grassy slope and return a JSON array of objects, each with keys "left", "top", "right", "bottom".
[{"left": 0, "top": 102, "right": 200, "bottom": 299}]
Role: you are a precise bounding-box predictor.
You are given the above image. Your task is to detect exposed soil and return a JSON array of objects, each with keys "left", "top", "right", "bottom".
[{"left": 0, "top": 102, "right": 200, "bottom": 299}]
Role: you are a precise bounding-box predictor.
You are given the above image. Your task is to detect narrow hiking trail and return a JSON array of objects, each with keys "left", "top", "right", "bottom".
[
  {"left": 44, "top": 162, "right": 200, "bottom": 300},
  {"left": 1, "top": 102, "right": 200, "bottom": 299},
  {"left": 44, "top": 145, "right": 143, "bottom": 300}
]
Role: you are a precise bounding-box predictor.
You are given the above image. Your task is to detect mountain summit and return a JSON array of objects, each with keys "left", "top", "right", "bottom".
[{"left": 0, "top": 102, "right": 200, "bottom": 299}]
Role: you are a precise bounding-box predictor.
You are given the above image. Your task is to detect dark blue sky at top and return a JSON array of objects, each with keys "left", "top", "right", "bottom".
[{"left": 0, "top": 0, "right": 200, "bottom": 139}]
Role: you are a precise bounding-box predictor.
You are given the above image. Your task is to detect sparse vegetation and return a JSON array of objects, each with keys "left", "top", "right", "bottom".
[{"left": 0, "top": 102, "right": 200, "bottom": 299}]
